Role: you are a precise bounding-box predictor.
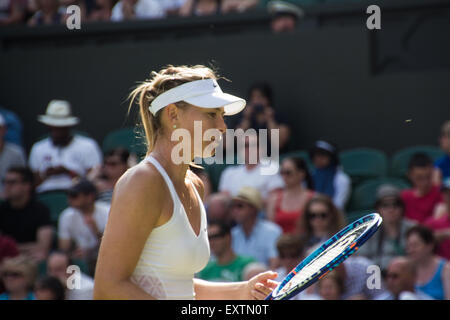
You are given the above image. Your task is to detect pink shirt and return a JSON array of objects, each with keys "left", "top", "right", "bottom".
[
  {"left": 425, "top": 214, "right": 450, "bottom": 260},
  {"left": 401, "top": 186, "right": 443, "bottom": 224}
]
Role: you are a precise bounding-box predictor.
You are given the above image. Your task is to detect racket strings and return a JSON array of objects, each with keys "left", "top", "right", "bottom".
[{"left": 279, "top": 221, "right": 372, "bottom": 295}]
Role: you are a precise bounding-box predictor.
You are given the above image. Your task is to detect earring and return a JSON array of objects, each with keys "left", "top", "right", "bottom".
[{"left": 173, "top": 124, "right": 177, "bottom": 129}]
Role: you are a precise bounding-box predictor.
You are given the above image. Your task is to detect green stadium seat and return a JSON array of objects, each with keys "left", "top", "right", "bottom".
[
  {"left": 37, "top": 190, "right": 69, "bottom": 225},
  {"left": 346, "top": 177, "right": 410, "bottom": 212},
  {"left": 390, "top": 145, "right": 444, "bottom": 179},
  {"left": 279, "top": 150, "right": 314, "bottom": 172},
  {"left": 102, "top": 127, "right": 147, "bottom": 160},
  {"left": 340, "top": 148, "right": 388, "bottom": 185}
]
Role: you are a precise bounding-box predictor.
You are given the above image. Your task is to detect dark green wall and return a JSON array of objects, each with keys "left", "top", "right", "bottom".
[{"left": 1, "top": 0, "right": 450, "bottom": 156}]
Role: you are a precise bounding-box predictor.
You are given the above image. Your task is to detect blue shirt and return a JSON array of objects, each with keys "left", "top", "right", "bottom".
[
  {"left": 435, "top": 155, "right": 450, "bottom": 180},
  {"left": 0, "top": 107, "right": 24, "bottom": 148},
  {"left": 415, "top": 259, "right": 446, "bottom": 300},
  {"left": 231, "top": 218, "right": 282, "bottom": 266},
  {"left": 0, "top": 292, "right": 35, "bottom": 300}
]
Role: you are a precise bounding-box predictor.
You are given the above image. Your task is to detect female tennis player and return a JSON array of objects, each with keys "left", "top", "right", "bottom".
[{"left": 93, "top": 65, "right": 278, "bottom": 300}]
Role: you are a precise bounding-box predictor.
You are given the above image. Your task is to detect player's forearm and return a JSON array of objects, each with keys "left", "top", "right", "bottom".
[{"left": 194, "top": 278, "right": 247, "bottom": 300}]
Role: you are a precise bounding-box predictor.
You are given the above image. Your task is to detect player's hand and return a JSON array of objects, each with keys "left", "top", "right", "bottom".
[{"left": 246, "top": 271, "right": 278, "bottom": 300}]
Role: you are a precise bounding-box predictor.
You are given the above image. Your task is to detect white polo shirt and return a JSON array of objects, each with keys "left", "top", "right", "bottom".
[
  {"left": 218, "top": 163, "right": 285, "bottom": 199},
  {"left": 111, "top": 0, "right": 166, "bottom": 21},
  {"left": 58, "top": 202, "right": 110, "bottom": 250},
  {"left": 29, "top": 135, "right": 103, "bottom": 193}
]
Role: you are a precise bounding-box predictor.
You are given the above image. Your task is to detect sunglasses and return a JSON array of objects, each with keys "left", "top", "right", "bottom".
[
  {"left": 386, "top": 272, "right": 400, "bottom": 280},
  {"left": 279, "top": 252, "right": 300, "bottom": 259},
  {"left": 105, "top": 161, "right": 122, "bottom": 167},
  {"left": 232, "top": 202, "right": 248, "bottom": 209},
  {"left": 379, "top": 201, "right": 401, "bottom": 209},
  {"left": 2, "top": 179, "right": 23, "bottom": 185},
  {"left": 280, "top": 170, "right": 294, "bottom": 176},
  {"left": 308, "top": 212, "right": 329, "bottom": 220},
  {"left": 2, "top": 271, "right": 24, "bottom": 278},
  {"left": 67, "top": 191, "right": 82, "bottom": 198}
]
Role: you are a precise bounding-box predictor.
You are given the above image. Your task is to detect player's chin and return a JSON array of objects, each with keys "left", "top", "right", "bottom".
[{"left": 202, "top": 145, "right": 219, "bottom": 158}]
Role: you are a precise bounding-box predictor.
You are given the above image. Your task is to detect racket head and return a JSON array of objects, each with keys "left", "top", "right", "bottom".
[{"left": 266, "top": 212, "right": 382, "bottom": 300}]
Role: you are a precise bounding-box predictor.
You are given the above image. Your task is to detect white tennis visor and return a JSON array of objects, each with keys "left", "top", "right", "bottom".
[{"left": 149, "top": 79, "right": 246, "bottom": 116}]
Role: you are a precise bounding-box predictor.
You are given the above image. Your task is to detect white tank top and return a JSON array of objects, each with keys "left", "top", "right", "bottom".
[{"left": 131, "top": 156, "right": 210, "bottom": 300}]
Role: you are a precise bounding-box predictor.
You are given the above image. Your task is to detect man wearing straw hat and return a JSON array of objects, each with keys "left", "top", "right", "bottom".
[
  {"left": 230, "top": 186, "right": 282, "bottom": 269},
  {"left": 28, "top": 100, "right": 103, "bottom": 193}
]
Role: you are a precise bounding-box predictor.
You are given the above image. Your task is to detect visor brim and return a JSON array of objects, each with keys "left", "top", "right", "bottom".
[{"left": 184, "top": 92, "right": 246, "bottom": 116}]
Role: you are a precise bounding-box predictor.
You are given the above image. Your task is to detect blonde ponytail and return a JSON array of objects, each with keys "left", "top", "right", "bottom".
[{"left": 128, "top": 65, "right": 218, "bottom": 156}]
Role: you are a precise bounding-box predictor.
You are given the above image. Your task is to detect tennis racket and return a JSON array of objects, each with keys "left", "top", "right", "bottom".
[{"left": 265, "top": 213, "right": 382, "bottom": 300}]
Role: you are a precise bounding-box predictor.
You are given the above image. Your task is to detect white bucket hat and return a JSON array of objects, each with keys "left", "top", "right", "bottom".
[
  {"left": 149, "top": 79, "right": 246, "bottom": 116},
  {"left": 38, "top": 100, "right": 80, "bottom": 127}
]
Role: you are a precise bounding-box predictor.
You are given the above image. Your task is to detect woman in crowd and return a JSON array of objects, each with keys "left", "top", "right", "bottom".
[
  {"left": 317, "top": 270, "right": 345, "bottom": 300},
  {"left": 27, "top": 0, "right": 65, "bottom": 26},
  {"left": 406, "top": 225, "right": 450, "bottom": 300},
  {"left": 266, "top": 157, "right": 314, "bottom": 233},
  {"left": 425, "top": 178, "right": 450, "bottom": 260},
  {"left": 296, "top": 194, "right": 346, "bottom": 250},
  {"left": 356, "top": 184, "right": 416, "bottom": 271},
  {"left": 0, "top": 255, "right": 37, "bottom": 300},
  {"left": 34, "top": 275, "right": 65, "bottom": 300},
  {"left": 180, "top": 0, "right": 223, "bottom": 16},
  {"left": 235, "top": 82, "right": 291, "bottom": 153},
  {"left": 309, "top": 140, "right": 351, "bottom": 210},
  {"left": 89, "top": 0, "right": 115, "bottom": 21}
]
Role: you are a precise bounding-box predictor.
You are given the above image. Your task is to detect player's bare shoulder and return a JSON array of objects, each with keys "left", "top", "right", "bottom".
[{"left": 112, "top": 160, "right": 167, "bottom": 215}]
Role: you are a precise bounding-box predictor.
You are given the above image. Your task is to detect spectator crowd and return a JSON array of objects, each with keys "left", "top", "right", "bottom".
[
  {"left": 0, "top": 0, "right": 309, "bottom": 31},
  {"left": 1, "top": 81, "right": 450, "bottom": 300}
]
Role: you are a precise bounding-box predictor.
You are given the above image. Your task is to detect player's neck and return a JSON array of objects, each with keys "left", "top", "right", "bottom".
[{"left": 151, "top": 139, "right": 190, "bottom": 185}]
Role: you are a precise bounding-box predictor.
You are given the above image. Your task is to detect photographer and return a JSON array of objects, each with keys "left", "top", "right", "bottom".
[{"left": 234, "top": 82, "right": 291, "bottom": 153}]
